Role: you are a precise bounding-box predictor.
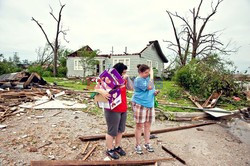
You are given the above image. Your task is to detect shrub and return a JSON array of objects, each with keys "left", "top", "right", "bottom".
[{"left": 174, "top": 55, "right": 241, "bottom": 98}]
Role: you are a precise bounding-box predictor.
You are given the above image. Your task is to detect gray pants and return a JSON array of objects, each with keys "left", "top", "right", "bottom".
[{"left": 104, "top": 110, "right": 127, "bottom": 137}]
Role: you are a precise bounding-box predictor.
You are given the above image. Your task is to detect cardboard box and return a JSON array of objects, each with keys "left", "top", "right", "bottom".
[
  {"left": 95, "top": 68, "right": 124, "bottom": 110},
  {"left": 99, "top": 68, "right": 124, "bottom": 89},
  {"left": 96, "top": 89, "right": 122, "bottom": 110}
]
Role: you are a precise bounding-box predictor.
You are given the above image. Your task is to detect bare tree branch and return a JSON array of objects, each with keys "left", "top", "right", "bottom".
[
  {"left": 31, "top": 17, "right": 54, "bottom": 51},
  {"left": 31, "top": 3, "right": 67, "bottom": 76}
]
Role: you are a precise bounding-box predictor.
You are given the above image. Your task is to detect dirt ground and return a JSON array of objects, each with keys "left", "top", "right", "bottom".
[{"left": 0, "top": 108, "right": 250, "bottom": 166}]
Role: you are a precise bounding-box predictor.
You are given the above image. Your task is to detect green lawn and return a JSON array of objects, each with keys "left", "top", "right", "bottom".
[
  {"left": 43, "top": 77, "right": 247, "bottom": 114},
  {"left": 43, "top": 77, "right": 87, "bottom": 90},
  {"left": 155, "top": 81, "right": 197, "bottom": 112}
]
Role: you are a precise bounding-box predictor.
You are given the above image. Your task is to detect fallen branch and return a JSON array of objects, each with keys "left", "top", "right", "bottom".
[
  {"left": 79, "top": 122, "right": 215, "bottom": 141},
  {"left": 162, "top": 145, "right": 186, "bottom": 165}
]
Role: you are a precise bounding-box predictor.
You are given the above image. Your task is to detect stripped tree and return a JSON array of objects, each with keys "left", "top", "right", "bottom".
[
  {"left": 31, "top": 1, "right": 68, "bottom": 76},
  {"left": 165, "top": 0, "right": 236, "bottom": 67}
]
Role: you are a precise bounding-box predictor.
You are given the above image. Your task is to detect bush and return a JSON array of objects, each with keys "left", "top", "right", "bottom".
[
  {"left": 42, "top": 71, "right": 53, "bottom": 77},
  {"left": 0, "top": 61, "right": 21, "bottom": 75},
  {"left": 173, "top": 55, "right": 241, "bottom": 98},
  {"left": 28, "top": 65, "right": 54, "bottom": 77},
  {"left": 28, "top": 65, "right": 43, "bottom": 76},
  {"left": 57, "top": 66, "right": 67, "bottom": 77}
]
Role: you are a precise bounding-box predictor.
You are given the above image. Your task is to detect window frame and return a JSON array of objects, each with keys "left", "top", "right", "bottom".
[{"left": 113, "top": 58, "right": 130, "bottom": 71}]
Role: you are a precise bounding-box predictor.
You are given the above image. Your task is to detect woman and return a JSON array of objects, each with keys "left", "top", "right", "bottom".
[
  {"left": 131, "top": 64, "right": 159, "bottom": 154},
  {"left": 95, "top": 63, "right": 129, "bottom": 159}
]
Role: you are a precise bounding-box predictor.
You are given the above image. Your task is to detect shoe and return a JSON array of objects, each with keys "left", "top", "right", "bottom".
[
  {"left": 134, "top": 145, "right": 143, "bottom": 155},
  {"left": 143, "top": 143, "right": 154, "bottom": 152},
  {"left": 114, "top": 146, "right": 126, "bottom": 156},
  {"left": 106, "top": 149, "right": 119, "bottom": 159}
]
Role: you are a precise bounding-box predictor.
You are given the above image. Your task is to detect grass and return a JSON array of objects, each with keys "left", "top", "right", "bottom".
[
  {"left": 43, "top": 77, "right": 248, "bottom": 115},
  {"left": 43, "top": 77, "right": 87, "bottom": 90},
  {"left": 155, "top": 81, "right": 196, "bottom": 112}
]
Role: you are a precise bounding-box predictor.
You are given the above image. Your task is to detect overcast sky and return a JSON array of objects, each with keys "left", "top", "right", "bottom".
[{"left": 0, "top": 0, "right": 249, "bottom": 72}]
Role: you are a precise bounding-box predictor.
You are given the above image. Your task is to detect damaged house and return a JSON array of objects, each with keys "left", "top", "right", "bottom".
[{"left": 66, "top": 40, "right": 168, "bottom": 78}]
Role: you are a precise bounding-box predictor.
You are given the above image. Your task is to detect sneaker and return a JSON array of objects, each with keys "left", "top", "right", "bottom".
[
  {"left": 134, "top": 145, "right": 143, "bottom": 155},
  {"left": 143, "top": 143, "right": 154, "bottom": 152},
  {"left": 114, "top": 146, "right": 126, "bottom": 156},
  {"left": 106, "top": 149, "right": 119, "bottom": 159}
]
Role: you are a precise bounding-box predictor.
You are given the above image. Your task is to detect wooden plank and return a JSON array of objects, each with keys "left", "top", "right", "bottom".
[
  {"left": 31, "top": 157, "right": 173, "bottom": 166},
  {"left": 162, "top": 146, "right": 186, "bottom": 165},
  {"left": 184, "top": 91, "right": 203, "bottom": 109},
  {"left": 81, "top": 141, "right": 90, "bottom": 155},
  {"left": 79, "top": 122, "right": 216, "bottom": 141},
  {"left": 82, "top": 144, "right": 98, "bottom": 160},
  {"left": 202, "top": 91, "right": 222, "bottom": 108}
]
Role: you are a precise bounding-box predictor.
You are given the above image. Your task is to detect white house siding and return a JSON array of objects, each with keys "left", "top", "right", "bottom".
[
  {"left": 66, "top": 57, "right": 96, "bottom": 77},
  {"left": 140, "top": 44, "right": 165, "bottom": 77},
  {"left": 105, "top": 55, "right": 141, "bottom": 77}
]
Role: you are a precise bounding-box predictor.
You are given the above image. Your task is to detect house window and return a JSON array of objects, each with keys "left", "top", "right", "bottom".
[
  {"left": 155, "top": 62, "right": 158, "bottom": 70},
  {"left": 146, "top": 60, "right": 152, "bottom": 68},
  {"left": 103, "top": 60, "right": 106, "bottom": 70},
  {"left": 74, "top": 59, "right": 83, "bottom": 70},
  {"left": 113, "top": 58, "right": 130, "bottom": 71}
]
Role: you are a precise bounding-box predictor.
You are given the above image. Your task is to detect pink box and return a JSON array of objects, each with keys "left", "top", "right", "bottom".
[
  {"left": 99, "top": 68, "right": 124, "bottom": 89},
  {"left": 96, "top": 68, "right": 124, "bottom": 110},
  {"left": 97, "top": 88, "right": 122, "bottom": 110}
]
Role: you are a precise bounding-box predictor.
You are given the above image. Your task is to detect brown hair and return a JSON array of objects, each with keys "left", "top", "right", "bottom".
[{"left": 137, "top": 64, "right": 150, "bottom": 73}]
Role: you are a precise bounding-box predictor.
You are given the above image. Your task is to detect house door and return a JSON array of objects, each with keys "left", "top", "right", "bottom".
[{"left": 96, "top": 64, "right": 100, "bottom": 75}]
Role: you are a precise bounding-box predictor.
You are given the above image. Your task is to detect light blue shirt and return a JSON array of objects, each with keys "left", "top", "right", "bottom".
[{"left": 132, "top": 76, "right": 155, "bottom": 108}]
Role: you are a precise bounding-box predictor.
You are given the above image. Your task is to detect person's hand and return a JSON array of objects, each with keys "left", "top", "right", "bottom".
[
  {"left": 148, "top": 85, "right": 153, "bottom": 90},
  {"left": 122, "top": 74, "right": 128, "bottom": 80},
  {"left": 102, "top": 91, "right": 111, "bottom": 100},
  {"left": 154, "top": 90, "right": 160, "bottom": 96},
  {"left": 95, "top": 89, "right": 111, "bottom": 100},
  {"left": 148, "top": 80, "right": 153, "bottom": 90}
]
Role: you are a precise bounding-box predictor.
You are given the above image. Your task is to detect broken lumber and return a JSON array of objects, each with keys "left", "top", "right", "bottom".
[
  {"left": 82, "top": 144, "right": 98, "bottom": 160},
  {"left": 31, "top": 157, "right": 173, "bottom": 166},
  {"left": 81, "top": 141, "right": 90, "bottom": 155},
  {"left": 162, "top": 105, "right": 232, "bottom": 113},
  {"left": 162, "top": 145, "right": 186, "bottom": 165},
  {"left": 202, "top": 91, "right": 222, "bottom": 108},
  {"left": 184, "top": 91, "right": 203, "bottom": 109},
  {"left": 79, "top": 122, "right": 215, "bottom": 141}
]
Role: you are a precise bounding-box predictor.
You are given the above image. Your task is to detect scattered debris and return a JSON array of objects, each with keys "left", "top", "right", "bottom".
[
  {"left": 202, "top": 91, "right": 222, "bottom": 108},
  {"left": 79, "top": 122, "right": 216, "bottom": 141},
  {"left": 162, "top": 145, "right": 186, "bottom": 165},
  {"left": 184, "top": 91, "right": 235, "bottom": 117},
  {"left": 185, "top": 91, "right": 203, "bottom": 109},
  {"left": 0, "top": 72, "right": 47, "bottom": 89},
  {"left": 38, "top": 141, "right": 52, "bottom": 149},
  {"left": 29, "top": 147, "right": 38, "bottom": 152},
  {"left": 82, "top": 144, "right": 98, "bottom": 161},
  {"left": 196, "top": 128, "right": 204, "bottom": 131},
  {"left": 0, "top": 124, "right": 7, "bottom": 129},
  {"left": 81, "top": 142, "right": 90, "bottom": 155},
  {"left": 232, "top": 96, "right": 241, "bottom": 101}
]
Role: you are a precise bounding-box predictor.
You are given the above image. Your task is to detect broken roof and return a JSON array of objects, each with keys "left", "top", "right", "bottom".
[
  {"left": 67, "top": 45, "right": 93, "bottom": 57},
  {"left": 68, "top": 41, "right": 168, "bottom": 63}
]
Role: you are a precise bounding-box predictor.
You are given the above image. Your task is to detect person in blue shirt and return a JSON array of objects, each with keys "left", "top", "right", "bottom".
[{"left": 132, "top": 64, "right": 159, "bottom": 155}]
